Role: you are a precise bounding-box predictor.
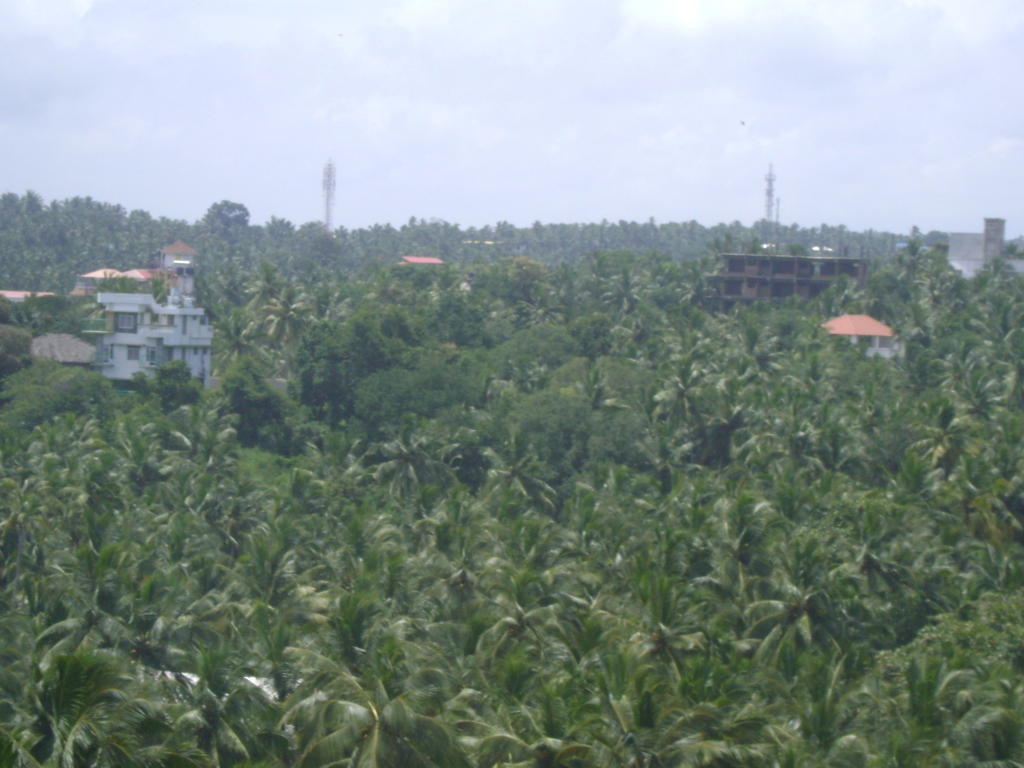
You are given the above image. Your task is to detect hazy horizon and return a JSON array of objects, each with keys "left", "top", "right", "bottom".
[
  {"left": 0, "top": 187, "right": 982, "bottom": 241},
  {"left": 3, "top": 0, "right": 1022, "bottom": 237}
]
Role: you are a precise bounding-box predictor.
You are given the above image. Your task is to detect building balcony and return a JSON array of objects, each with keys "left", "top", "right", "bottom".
[
  {"left": 81, "top": 318, "right": 109, "bottom": 333},
  {"left": 135, "top": 324, "right": 212, "bottom": 345}
]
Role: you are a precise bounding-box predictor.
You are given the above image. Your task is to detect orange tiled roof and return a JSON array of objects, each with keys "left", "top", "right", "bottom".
[
  {"left": 120, "top": 269, "right": 156, "bottom": 280},
  {"left": 823, "top": 314, "right": 895, "bottom": 338},
  {"left": 401, "top": 255, "right": 444, "bottom": 264},
  {"left": 161, "top": 241, "right": 197, "bottom": 255},
  {"left": 1, "top": 290, "right": 56, "bottom": 301},
  {"left": 79, "top": 268, "right": 123, "bottom": 279}
]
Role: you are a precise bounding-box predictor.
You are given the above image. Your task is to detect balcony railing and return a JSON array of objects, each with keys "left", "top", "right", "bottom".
[{"left": 81, "top": 318, "right": 108, "bottom": 333}]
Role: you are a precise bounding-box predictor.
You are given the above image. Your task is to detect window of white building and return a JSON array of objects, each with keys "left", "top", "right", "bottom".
[{"left": 115, "top": 313, "right": 137, "bottom": 332}]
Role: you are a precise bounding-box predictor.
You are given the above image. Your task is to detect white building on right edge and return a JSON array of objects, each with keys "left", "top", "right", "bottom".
[{"left": 948, "top": 218, "right": 1024, "bottom": 277}]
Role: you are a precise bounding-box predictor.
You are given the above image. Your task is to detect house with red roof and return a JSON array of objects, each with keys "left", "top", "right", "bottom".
[
  {"left": 400, "top": 255, "right": 444, "bottom": 265},
  {"left": 149, "top": 241, "right": 197, "bottom": 295},
  {"left": 72, "top": 269, "right": 123, "bottom": 296},
  {"left": 823, "top": 314, "right": 900, "bottom": 359},
  {"left": 72, "top": 241, "right": 199, "bottom": 297},
  {"left": 159, "top": 241, "right": 198, "bottom": 257},
  {"left": 0, "top": 290, "right": 56, "bottom": 303}
]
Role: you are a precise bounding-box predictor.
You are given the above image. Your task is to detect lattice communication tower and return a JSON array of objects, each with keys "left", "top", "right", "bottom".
[
  {"left": 322, "top": 160, "right": 336, "bottom": 234},
  {"left": 764, "top": 164, "right": 776, "bottom": 222}
]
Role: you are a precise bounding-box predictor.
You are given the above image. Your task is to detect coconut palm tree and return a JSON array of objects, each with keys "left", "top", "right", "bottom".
[
  {"left": 15, "top": 651, "right": 196, "bottom": 768},
  {"left": 213, "top": 309, "right": 262, "bottom": 376},
  {"left": 169, "top": 645, "right": 281, "bottom": 768},
  {"left": 262, "top": 282, "right": 312, "bottom": 371},
  {"left": 370, "top": 430, "right": 454, "bottom": 503},
  {"left": 483, "top": 433, "right": 557, "bottom": 513},
  {"left": 283, "top": 649, "right": 471, "bottom": 768}
]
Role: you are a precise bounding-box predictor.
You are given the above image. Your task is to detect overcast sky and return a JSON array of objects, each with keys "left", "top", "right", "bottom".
[{"left": 2, "top": 0, "right": 1021, "bottom": 235}]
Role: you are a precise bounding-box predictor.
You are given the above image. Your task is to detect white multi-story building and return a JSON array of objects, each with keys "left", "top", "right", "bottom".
[{"left": 89, "top": 292, "right": 213, "bottom": 386}]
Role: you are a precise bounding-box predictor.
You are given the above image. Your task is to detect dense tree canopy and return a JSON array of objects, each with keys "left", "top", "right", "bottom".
[
  {"left": 0, "top": 190, "right": 958, "bottom": 294},
  {"left": 3, "top": 194, "right": 1024, "bottom": 766}
]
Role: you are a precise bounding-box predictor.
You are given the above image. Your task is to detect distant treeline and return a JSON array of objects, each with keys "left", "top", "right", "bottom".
[{"left": 0, "top": 190, "right": 946, "bottom": 292}]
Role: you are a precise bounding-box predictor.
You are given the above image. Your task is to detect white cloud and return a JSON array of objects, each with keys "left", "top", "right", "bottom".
[
  {"left": 901, "top": 0, "right": 1024, "bottom": 43},
  {"left": 6, "top": 0, "right": 94, "bottom": 24},
  {"left": 2, "top": 0, "right": 1023, "bottom": 232},
  {"left": 988, "top": 137, "right": 1023, "bottom": 157},
  {"left": 1, "top": 0, "right": 95, "bottom": 44},
  {"left": 388, "top": 0, "right": 456, "bottom": 29},
  {"left": 619, "top": 0, "right": 761, "bottom": 34},
  {"left": 618, "top": 0, "right": 1024, "bottom": 49}
]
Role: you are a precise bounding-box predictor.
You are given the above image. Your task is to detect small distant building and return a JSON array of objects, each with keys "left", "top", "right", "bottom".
[
  {"left": 150, "top": 241, "right": 198, "bottom": 295},
  {"left": 30, "top": 333, "right": 96, "bottom": 366},
  {"left": 72, "top": 241, "right": 199, "bottom": 296},
  {"left": 72, "top": 269, "right": 125, "bottom": 296},
  {"left": 0, "top": 290, "right": 56, "bottom": 303},
  {"left": 823, "top": 314, "right": 900, "bottom": 359},
  {"left": 85, "top": 293, "right": 213, "bottom": 386},
  {"left": 708, "top": 253, "right": 868, "bottom": 310},
  {"left": 400, "top": 256, "right": 444, "bottom": 265},
  {"left": 948, "top": 218, "right": 1024, "bottom": 277}
]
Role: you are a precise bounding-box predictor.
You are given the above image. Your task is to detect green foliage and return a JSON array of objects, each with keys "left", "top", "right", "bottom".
[
  {"left": 219, "top": 355, "right": 294, "bottom": 452},
  {"left": 293, "top": 320, "right": 350, "bottom": 423},
  {"left": 136, "top": 360, "right": 202, "bottom": 413},
  {"left": 510, "top": 390, "right": 592, "bottom": 489},
  {"left": 354, "top": 349, "right": 485, "bottom": 435},
  {"left": 0, "top": 324, "right": 31, "bottom": 379},
  {"left": 10, "top": 294, "right": 82, "bottom": 334},
  {"left": 480, "top": 256, "right": 550, "bottom": 305},
  {"left": 428, "top": 289, "right": 490, "bottom": 348},
  {"left": 491, "top": 324, "right": 577, "bottom": 388},
  {"left": 0, "top": 190, "right": 924, "bottom": 296},
  {"left": 568, "top": 312, "right": 613, "bottom": 359},
  {"left": 587, "top": 407, "right": 649, "bottom": 468},
  {"left": 294, "top": 307, "right": 419, "bottom": 424},
  {"left": 879, "top": 591, "right": 1024, "bottom": 674},
  {"left": 0, "top": 359, "right": 112, "bottom": 432},
  {"left": 96, "top": 275, "right": 143, "bottom": 293},
  {"left": 150, "top": 274, "right": 170, "bottom": 303},
  {"left": 202, "top": 200, "right": 250, "bottom": 239},
  {"left": 6, "top": 196, "right": 1024, "bottom": 767}
]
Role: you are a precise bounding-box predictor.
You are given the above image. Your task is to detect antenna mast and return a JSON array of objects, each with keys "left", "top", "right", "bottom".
[
  {"left": 764, "top": 164, "right": 776, "bottom": 222},
  {"left": 322, "top": 159, "right": 336, "bottom": 234},
  {"left": 762, "top": 164, "right": 778, "bottom": 251}
]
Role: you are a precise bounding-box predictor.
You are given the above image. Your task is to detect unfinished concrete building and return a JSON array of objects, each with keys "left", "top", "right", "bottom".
[{"left": 708, "top": 253, "right": 868, "bottom": 310}]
